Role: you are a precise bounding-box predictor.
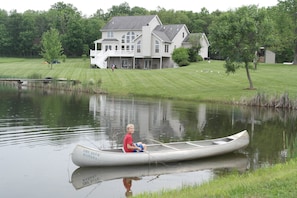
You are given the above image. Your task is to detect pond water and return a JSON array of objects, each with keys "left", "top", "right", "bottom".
[{"left": 0, "top": 86, "right": 296, "bottom": 198}]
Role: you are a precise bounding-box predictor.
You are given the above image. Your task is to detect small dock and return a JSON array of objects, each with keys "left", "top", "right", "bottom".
[
  {"left": 0, "top": 78, "right": 80, "bottom": 85},
  {"left": 0, "top": 78, "right": 81, "bottom": 90}
]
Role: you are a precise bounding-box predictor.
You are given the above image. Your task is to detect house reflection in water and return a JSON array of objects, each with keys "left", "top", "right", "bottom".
[{"left": 88, "top": 95, "right": 208, "bottom": 146}]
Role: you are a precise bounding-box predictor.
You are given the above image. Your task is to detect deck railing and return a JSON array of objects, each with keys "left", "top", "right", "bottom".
[{"left": 90, "top": 49, "right": 134, "bottom": 57}]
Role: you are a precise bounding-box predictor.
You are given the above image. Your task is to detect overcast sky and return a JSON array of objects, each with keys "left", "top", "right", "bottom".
[{"left": 1, "top": 0, "right": 279, "bottom": 16}]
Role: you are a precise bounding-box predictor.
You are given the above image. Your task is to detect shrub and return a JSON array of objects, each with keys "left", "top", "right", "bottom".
[
  {"left": 172, "top": 48, "right": 190, "bottom": 67},
  {"left": 197, "top": 55, "right": 203, "bottom": 62}
]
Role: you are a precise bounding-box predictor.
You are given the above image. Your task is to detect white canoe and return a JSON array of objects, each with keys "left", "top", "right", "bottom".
[
  {"left": 71, "top": 153, "right": 249, "bottom": 190},
  {"left": 71, "top": 130, "right": 249, "bottom": 167}
]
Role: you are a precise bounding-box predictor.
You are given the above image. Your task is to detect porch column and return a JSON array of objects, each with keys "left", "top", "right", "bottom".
[{"left": 94, "top": 41, "right": 97, "bottom": 51}]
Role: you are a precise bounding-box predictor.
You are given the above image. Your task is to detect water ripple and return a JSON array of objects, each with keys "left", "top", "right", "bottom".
[{"left": 0, "top": 118, "right": 106, "bottom": 147}]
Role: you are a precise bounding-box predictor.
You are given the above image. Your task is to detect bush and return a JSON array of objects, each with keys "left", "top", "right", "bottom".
[
  {"left": 172, "top": 48, "right": 190, "bottom": 66},
  {"left": 179, "top": 60, "right": 190, "bottom": 67},
  {"left": 197, "top": 55, "right": 203, "bottom": 62},
  {"left": 188, "top": 48, "right": 198, "bottom": 62}
]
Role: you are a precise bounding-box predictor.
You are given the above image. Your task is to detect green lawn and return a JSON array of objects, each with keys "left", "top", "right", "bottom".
[{"left": 0, "top": 58, "right": 296, "bottom": 103}]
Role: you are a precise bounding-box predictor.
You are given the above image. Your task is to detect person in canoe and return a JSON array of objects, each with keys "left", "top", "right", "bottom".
[{"left": 123, "top": 124, "right": 147, "bottom": 152}]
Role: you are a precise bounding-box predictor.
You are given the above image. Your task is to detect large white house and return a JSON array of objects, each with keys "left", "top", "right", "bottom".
[{"left": 90, "top": 15, "right": 209, "bottom": 69}]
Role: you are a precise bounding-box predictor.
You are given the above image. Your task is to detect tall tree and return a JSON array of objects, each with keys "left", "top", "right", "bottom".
[
  {"left": 155, "top": 9, "right": 190, "bottom": 25},
  {"left": 5, "top": 10, "right": 23, "bottom": 56},
  {"left": 0, "top": 10, "right": 11, "bottom": 56},
  {"left": 274, "top": 0, "right": 297, "bottom": 64},
  {"left": 81, "top": 17, "right": 105, "bottom": 50},
  {"left": 106, "top": 2, "right": 131, "bottom": 18},
  {"left": 40, "top": 28, "right": 63, "bottom": 69},
  {"left": 19, "top": 11, "right": 41, "bottom": 56},
  {"left": 209, "top": 6, "right": 275, "bottom": 89},
  {"left": 47, "top": 2, "right": 84, "bottom": 56},
  {"left": 186, "top": 8, "right": 213, "bottom": 34},
  {"left": 130, "top": 6, "right": 149, "bottom": 16}
]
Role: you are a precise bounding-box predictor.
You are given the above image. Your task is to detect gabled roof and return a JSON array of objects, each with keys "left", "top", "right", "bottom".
[
  {"left": 184, "top": 33, "right": 210, "bottom": 46},
  {"left": 153, "top": 24, "right": 189, "bottom": 42},
  {"left": 101, "top": 15, "right": 159, "bottom": 31}
]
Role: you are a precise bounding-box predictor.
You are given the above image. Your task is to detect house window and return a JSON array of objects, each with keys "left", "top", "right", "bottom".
[
  {"left": 104, "top": 45, "right": 112, "bottom": 51},
  {"left": 131, "top": 32, "right": 135, "bottom": 40},
  {"left": 182, "top": 32, "right": 185, "bottom": 38},
  {"left": 155, "top": 40, "right": 160, "bottom": 53},
  {"left": 164, "top": 45, "right": 169, "bottom": 53},
  {"left": 121, "top": 32, "right": 135, "bottom": 51},
  {"left": 127, "top": 32, "right": 130, "bottom": 43},
  {"left": 108, "top": 31, "right": 113, "bottom": 38},
  {"left": 137, "top": 41, "right": 141, "bottom": 53}
]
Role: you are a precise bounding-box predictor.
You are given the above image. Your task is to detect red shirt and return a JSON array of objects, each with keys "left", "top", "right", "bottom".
[{"left": 123, "top": 133, "right": 134, "bottom": 152}]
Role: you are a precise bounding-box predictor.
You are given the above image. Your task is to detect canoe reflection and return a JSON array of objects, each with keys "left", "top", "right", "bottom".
[{"left": 71, "top": 153, "right": 249, "bottom": 191}]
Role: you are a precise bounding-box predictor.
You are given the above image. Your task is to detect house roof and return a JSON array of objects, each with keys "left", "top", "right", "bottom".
[
  {"left": 153, "top": 24, "right": 187, "bottom": 42},
  {"left": 184, "top": 33, "right": 210, "bottom": 46},
  {"left": 102, "top": 38, "right": 119, "bottom": 42},
  {"left": 101, "top": 15, "right": 159, "bottom": 31}
]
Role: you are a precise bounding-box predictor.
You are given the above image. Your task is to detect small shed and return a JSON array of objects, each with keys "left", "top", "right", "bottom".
[{"left": 259, "top": 47, "right": 275, "bottom": 64}]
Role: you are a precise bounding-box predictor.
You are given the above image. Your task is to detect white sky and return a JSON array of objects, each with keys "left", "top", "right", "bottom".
[{"left": 1, "top": 0, "right": 279, "bottom": 16}]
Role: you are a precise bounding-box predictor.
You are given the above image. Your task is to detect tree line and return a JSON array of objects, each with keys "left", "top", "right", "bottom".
[{"left": 0, "top": 1, "right": 296, "bottom": 63}]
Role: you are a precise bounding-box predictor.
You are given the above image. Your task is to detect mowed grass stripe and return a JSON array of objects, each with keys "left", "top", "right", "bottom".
[{"left": 0, "top": 58, "right": 296, "bottom": 102}]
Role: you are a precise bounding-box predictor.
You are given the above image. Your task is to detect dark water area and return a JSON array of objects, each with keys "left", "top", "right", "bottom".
[{"left": 0, "top": 86, "right": 296, "bottom": 197}]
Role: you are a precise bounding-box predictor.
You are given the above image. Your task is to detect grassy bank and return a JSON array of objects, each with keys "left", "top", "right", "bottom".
[
  {"left": 134, "top": 158, "right": 297, "bottom": 198},
  {"left": 0, "top": 58, "right": 296, "bottom": 104}
]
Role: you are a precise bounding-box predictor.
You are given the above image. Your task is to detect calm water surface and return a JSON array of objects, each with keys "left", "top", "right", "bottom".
[{"left": 0, "top": 86, "right": 296, "bottom": 198}]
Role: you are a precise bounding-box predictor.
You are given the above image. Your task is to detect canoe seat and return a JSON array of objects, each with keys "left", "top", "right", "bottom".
[
  {"left": 186, "top": 142, "right": 203, "bottom": 147},
  {"left": 213, "top": 140, "right": 227, "bottom": 145}
]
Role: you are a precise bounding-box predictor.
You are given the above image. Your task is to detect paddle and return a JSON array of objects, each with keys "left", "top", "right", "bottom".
[
  {"left": 147, "top": 138, "right": 179, "bottom": 150},
  {"left": 82, "top": 134, "right": 102, "bottom": 150}
]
